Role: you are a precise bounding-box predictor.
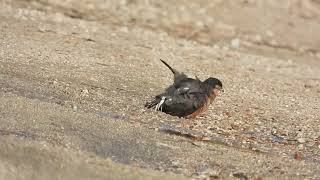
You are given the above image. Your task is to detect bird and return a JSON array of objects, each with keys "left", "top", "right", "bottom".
[{"left": 145, "top": 59, "right": 223, "bottom": 118}]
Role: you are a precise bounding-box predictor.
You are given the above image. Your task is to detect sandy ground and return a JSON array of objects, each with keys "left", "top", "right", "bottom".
[{"left": 1, "top": 0, "right": 320, "bottom": 179}]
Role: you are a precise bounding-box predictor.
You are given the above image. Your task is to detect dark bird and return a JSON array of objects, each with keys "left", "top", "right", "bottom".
[{"left": 145, "top": 59, "right": 223, "bottom": 118}]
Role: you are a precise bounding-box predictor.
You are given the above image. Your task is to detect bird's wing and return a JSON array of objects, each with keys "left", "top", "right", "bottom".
[
  {"left": 173, "top": 78, "right": 204, "bottom": 95},
  {"left": 162, "top": 79, "right": 207, "bottom": 117},
  {"left": 163, "top": 91, "right": 206, "bottom": 117}
]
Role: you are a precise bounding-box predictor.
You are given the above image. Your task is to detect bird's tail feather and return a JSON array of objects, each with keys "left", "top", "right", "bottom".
[
  {"left": 145, "top": 96, "right": 166, "bottom": 111},
  {"left": 145, "top": 99, "right": 160, "bottom": 109},
  {"left": 160, "top": 59, "right": 178, "bottom": 75}
]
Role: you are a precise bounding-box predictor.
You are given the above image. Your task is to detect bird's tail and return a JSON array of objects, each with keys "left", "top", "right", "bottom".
[
  {"left": 145, "top": 96, "right": 166, "bottom": 111},
  {"left": 145, "top": 99, "right": 160, "bottom": 109},
  {"left": 160, "top": 59, "right": 179, "bottom": 75}
]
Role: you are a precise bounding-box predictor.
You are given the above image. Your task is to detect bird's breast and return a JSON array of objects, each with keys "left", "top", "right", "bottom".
[{"left": 185, "top": 95, "right": 211, "bottom": 118}]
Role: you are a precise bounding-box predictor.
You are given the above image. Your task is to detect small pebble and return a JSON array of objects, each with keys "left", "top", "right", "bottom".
[
  {"left": 297, "top": 138, "right": 306, "bottom": 143},
  {"left": 171, "top": 161, "right": 181, "bottom": 168},
  {"left": 298, "top": 144, "right": 304, "bottom": 150},
  {"left": 72, "top": 105, "right": 78, "bottom": 111},
  {"left": 266, "top": 30, "right": 274, "bottom": 37},
  {"left": 81, "top": 89, "right": 89, "bottom": 96},
  {"left": 119, "top": 26, "right": 128, "bottom": 33},
  {"left": 254, "top": 34, "right": 262, "bottom": 42},
  {"left": 231, "top": 38, "right": 241, "bottom": 49},
  {"left": 52, "top": 79, "right": 58, "bottom": 85}
]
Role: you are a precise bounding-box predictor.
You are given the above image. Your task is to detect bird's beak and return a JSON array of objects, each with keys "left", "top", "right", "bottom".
[
  {"left": 213, "top": 85, "right": 224, "bottom": 96},
  {"left": 215, "top": 85, "right": 224, "bottom": 93}
]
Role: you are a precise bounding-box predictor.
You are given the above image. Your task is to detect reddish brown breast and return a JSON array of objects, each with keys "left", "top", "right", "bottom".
[{"left": 185, "top": 90, "right": 217, "bottom": 119}]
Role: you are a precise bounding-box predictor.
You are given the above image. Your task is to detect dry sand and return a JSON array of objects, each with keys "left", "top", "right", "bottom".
[{"left": 0, "top": 0, "right": 320, "bottom": 179}]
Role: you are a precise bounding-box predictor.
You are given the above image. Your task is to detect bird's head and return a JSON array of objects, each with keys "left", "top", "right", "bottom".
[{"left": 204, "top": 77, "right": 224, "bottom": 96}]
